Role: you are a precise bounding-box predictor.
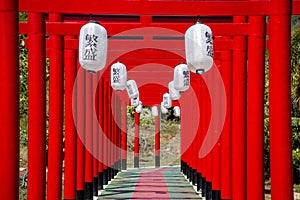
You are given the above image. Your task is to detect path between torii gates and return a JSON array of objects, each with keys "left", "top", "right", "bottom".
[{"left": 98, "top": 167, "right": 201, "bottom": 200}]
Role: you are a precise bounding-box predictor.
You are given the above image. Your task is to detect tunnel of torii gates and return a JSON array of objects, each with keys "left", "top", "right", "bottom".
[{"left": 0, "top": 0, "right": 299, "bottom": 200}]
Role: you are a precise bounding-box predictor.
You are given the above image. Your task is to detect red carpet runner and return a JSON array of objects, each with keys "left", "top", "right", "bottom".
[{"left": 131, "top": 168, "right": 170, "bottom": 199}]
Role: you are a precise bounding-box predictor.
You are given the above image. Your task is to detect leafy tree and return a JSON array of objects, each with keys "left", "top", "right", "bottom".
[
  {"left": 19, "top": 34, "right": 28, "bottom": 147},
  {"left": 19, "top": 12, "right": 28, "bottom": 146},
  {"left": 291, "top": 26, "right": 300, "bottom": 184},
  {"left": 292, "top": 16, "right": 300, "bottom": 30},
  {"left": 291, "top": 27, "right": 300, "bottom": 117}
]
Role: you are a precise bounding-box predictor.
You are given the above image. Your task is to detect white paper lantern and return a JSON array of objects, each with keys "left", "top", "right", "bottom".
[
  {"left": 185, "top": 22, "right": 214, "bottom": 74},
  {"left": 131, "top": 96, "right": 140, "bottom": 107},
  {"left": 151, "top": 106, "right": 158, "bottom": 117},
  {"left": 173, "top": 106, "right": 180, "bottom": 117},
  {"left": 162, "top": 93, "right": 172, "bottom": 109},
  {"left": 168, "top": 81, "right": 181, "bottom": 100},
  {"left": 126, "top": 80, "right": 139, "bottom": 99},
  {"left": 135, "top": 101, "right": 143, "bottom": 113},
  {"left": 111, "top": 62, "right": 127, "bottom": 91},
  {"left": 79, "top": 20, "right": 107, "bottom": 73},
  {"left": 160, "top": 102, "right": 168, "bottom": 114},
  {"left": 173, "top": 63, "right": 190, "bottom": 92}
]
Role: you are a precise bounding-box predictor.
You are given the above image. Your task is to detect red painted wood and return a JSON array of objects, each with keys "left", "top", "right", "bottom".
[
  {"left": 132, "top": 168, "right": 170, "bottom": 199},
  {"left": 1, "top": 0, "right": 295, "bottom": 198},
  {"left": 112, "top": 89, "right": 116, "bottom": 168},
  {"left": 107, "top": 81, "right": 112, "bottom": 169},
  {"left": 93, "top": 73, "right": 99, "bottom": 179},
  {"left": 134, "top": 112, "right": 140, "bottom": 158},
  {"left": 98, "top": 77, "right": 104, "bottom": 173},
  {"left": 247, "top": 15, "right": 266, "bottom": 200},
  {"left": 269, "top": 0, "right": 293, "bottom": 198},
  {"left": 193, "top": 76, "right": 202, "bottom": 177},
  {"left": 64, "top": 35, "right": 77, "bottom": 199},
  {"left": 76, "top": 66, "right": 85, "bottom": 192},
  {"left": 220, "top": 50, "right": 232, "bottom": 199},
  {"left": 211, "top": 61, "right": 221, "bottom": 191},
  {"left": 19, "top": 0, "right": 270, "bottom": 16},
  {"left": 121, "top": 102, "right": 127, "bottom": 161},
  {"left": 85, "top": 72, "right": 94, "bottom": 183},
  {"left": 200, "top": 74, "right": 208, "bottom": 180},
  {"left": 155, "top": 106, "right": 160, "bottom": 157},
  {"left": 231, "top": 16, "right": 247, "bottom": 200},
  {"left": 47, "top": 13, "right": 64, "bottom": 200},
  {"left": 0, "top": 1, "right": 20, "bottom": 199},
  {"left": 19, "top": 21, "right": 248, "bottom": 36},
  {"left": 27, "top": 12, "right": 47, "bottom": 200},
  {"left": 116, "top": 97, "right": 122, "bottom": 167},
  {"left": 293, "top": 0, "right": 300, "bottom": 14},
  {"left": 103, "top": 79, "right": 109, "bottom": 170},
  {"left": 204, "top": 69, "right": 213, "bottom": 183},
  {"left": 58, "top": 37, "right": 233, "bottom": 51}
]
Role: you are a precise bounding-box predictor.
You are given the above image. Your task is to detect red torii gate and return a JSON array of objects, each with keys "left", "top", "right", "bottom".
[{"left": 0, "top": 0, "right": 299, "bottom": 199}]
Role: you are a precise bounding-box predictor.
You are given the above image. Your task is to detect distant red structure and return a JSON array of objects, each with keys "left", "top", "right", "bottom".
[{"left": 0, "top": 0, "right": 299, "bottom": 199}]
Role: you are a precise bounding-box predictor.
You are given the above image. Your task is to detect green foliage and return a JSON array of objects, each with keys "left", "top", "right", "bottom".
[
  {"left": 264, "top": 118, "right": 270, "bottom": 180},
  {"left": 264, "top": 53, "right": 270, "bottom": 180},
  {"left": 292, "top": 117, "right": 300, "bottom": 148},
  {"left": 161, "top": 119, "right": 180, "bottom": 136},
  {"left": 126, "top": 105, "right": 179, "bottom": 129},
  {"left": 291, "top": 28, "right": 300, "bottom": 117},
  {"left": 127, "top": 105, "right": 135, "bottom": 123},
  {"left": 292, "top": 16, "right": 300, "bottom": 30},
  {"left": 19, "top": 12, "right": 27, "bottom": 22},
  {"left": 19, "top": 34, "right": 28, "bottom": 147},
  {"left": 139, "top": 108, "right": 155, "bottom": 129},
  {"left": 291, "top": 117, "right": 300, "bottom": 183},
  {"left": 293, "top": 148, "right": 300, "bottom": 184},
  {"left": 127, "top": 106, "right": 155, "bottom": 129},
  {"left": 19, "top": 35, "right": 28, "bottom": 117},
  {"left": 291, "top": 27, "right": 300, "bottom": 184}
]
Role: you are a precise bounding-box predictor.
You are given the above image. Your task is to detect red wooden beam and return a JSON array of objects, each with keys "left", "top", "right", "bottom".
[
  {"left": 19, "top": 0, "right": 270, "bottom": 16},
  {"left": 64, "top": 35, "right": 77, "bottom": 199},
  {"left": 92, "top": 73, "right": 99, "bottom": 196},
  {"left": 116, "top": 96, "right": 122, "bottom": 172},
  {"left": 102, "top": 79, "right": 109, "bottom": 184},
  {"left": 27, "top": 12, "right": 47, "bottom": 200},
  {"left": 220, "top": 49, "right": 232, "bottom": 199},
  {"left": 247, "top": 15, "right": 266, "bottom": 200},
  {"left": 269, "top": 0, "right": 293, "bottom": 198},
  {"left": 0, "top": 1, "right": 20, "bottom": 199},
  {"left": 211, "top": 61, "right": 221, "bottom": 196},
  {"left": 84, "top": 72, "right": 94, "bottom": 198},
  {"left": 200, "top": 71, "right": 209, "bottom": 191},
  {"left": 155, "top": 107, "right": 161, "bottom": 167},
  {"left": 76, "top": 66, "right": 85, "bottom": 198},
  {"left": 47, "top": 13, "right": 64, "bottom": 200},
  {"left": 98, "top": 77, "right": 104, "bottom": 189},
  {"left": 293, "top": 0, "right": 300, "bottom": 14},
  {"left": 134, "top": 112, "right": 140, "bottom": 168},
  {"left": 19, "top": 21, "right": 249, "bottom": 36},
  {"left": 231, "top": 16, "right": 247, "bottom": 200},
  {"left": 110, "top": 93, "right": 117, "bottom": 174},
  {"left": 61, "top": 37, "right": 233, "bottom": 50},
  {"left": 107, "top": 82, "right": 112, "bottom": 179},
  {"left": 121, "top": 102, "right": 127, "bottom": 170}
]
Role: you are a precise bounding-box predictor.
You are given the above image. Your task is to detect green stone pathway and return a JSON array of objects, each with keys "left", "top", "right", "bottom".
[{"left": 98, "top": 167, "right": 201, "bottom": 199}]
